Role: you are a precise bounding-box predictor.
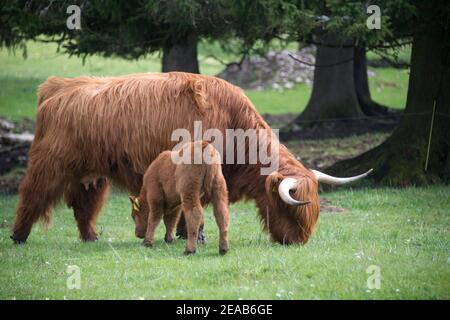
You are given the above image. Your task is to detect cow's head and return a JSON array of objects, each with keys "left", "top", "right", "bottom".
[
  {"left": 260, "top": 169, "right": 373, "bottom": 244},
  {"left": 129, "top": 195, "right": 148, "bottom": 239}
]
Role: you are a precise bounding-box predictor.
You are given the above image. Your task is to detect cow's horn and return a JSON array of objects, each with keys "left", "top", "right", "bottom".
[
  {"left": 311, "top": 168, "right": 373, "bottom": 185},
  {"left": 278, "top": 178, "right": 310, "bottom": 206}
]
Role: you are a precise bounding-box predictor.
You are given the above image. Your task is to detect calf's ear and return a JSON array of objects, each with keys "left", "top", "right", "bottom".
[{"left": 129, "top": 196, "right": 141, "bottom": 212}]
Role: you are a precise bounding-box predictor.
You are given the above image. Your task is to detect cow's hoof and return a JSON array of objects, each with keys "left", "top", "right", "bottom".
[
  {"left": 177, "top": 224, "right": 207, "bottom": 244},
  {"left": 10, "top": 235, "right": 26, "bottom": 244},
  {"left": 164, "top": 237, "right": 175, "bottom": 244},
  {"left": 184, "top": 249, "right": 196, "bottom": 255},
  {"left": 81, "top": 235, "right": 98, "bottom": 242},
  {"left": 176, "top": 229, "right": 187, "bottom": 239},
  {"left": 197, "top": 230, "right": 207, "bottom": 244},
  {"left": 142, "top": 240, "right": 153, "bottom": 247},
  {"left": 219, "top": 248, "right": 229, "bottom": 256}
]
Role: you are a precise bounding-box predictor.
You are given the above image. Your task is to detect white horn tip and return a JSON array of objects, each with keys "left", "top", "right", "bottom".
[{"left": 312, "top": 168, "right": 374, "bottom": 185}]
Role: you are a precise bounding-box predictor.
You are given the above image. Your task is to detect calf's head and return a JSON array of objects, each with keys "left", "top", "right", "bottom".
[{"left": 129, "top": 196, "right": 149, "bottom": 238}]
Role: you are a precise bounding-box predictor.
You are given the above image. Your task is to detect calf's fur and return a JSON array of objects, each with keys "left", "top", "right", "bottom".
[{"left": 130, "top": 141, "right": 229, "bottom": 255}]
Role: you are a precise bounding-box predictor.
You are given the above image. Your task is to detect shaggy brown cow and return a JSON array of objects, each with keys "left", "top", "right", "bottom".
[
  {"left": 129, "top": 140, "right": 229, "bottom": 255},
  {"left": 11, "top": 72, "right": 371, "bottom": 245}
]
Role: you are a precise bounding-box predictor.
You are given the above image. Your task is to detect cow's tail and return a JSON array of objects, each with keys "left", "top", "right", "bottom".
[{"left": 185, "top": 77, "right": 210, "bottom": 114}]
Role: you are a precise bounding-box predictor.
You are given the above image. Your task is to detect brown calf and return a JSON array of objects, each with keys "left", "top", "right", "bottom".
[{"left": 130, "top": 141, "right": 230, "bottom": 255}]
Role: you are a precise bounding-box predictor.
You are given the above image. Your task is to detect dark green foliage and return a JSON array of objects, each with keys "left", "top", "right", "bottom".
[
  {"left": 0, "top": 0, "right": 235, "bottom": 59},
  {"left": 0, "top": 1, "right": 422, "bottom": 59}
]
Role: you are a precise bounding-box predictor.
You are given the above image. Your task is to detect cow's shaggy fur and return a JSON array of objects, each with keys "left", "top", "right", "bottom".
[
  {"left": 130, "top": 141, "right": 229, "bottom": 255},
  {"left": 12, "top": 72, "right": 319, "bottom": 245}
]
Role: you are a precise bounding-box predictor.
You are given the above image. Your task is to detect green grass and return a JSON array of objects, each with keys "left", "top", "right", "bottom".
[
  {"left": 246, "top": 67, "right": 409, "bottom": 115},
  {"left": 0, "top": 186, "right": 448, "bottom": 299},
  {"left": 0, "top": 41, "right": 446, "bottom": 300},
  {"left": 0, "top": 41, "right": 408, "bottom": 119},
  {"left": 246, "top": 84, "right": 312, "bottom": 114},
  {"left": 0, "top": 41, "right": 225, "bottom": 119},
  {"left": 368, "top": 68, "right": 409, "bottom": 109}
]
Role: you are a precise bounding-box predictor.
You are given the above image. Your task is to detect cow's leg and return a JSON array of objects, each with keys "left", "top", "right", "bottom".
[
  {"left": 143, "top": 204, "right": 164, "bottom": 247},
  {"left": 176, "top": 215, "right": 187, "bottom": 238},
  {"left": 11, "top": 159, "right": 65, "bottom": 243},
  {"left": 64, "top": 177, "right": 109, "bottom": 241},
  {"left": 163, "top": 208, "right": 181, "bottom": 244},
  {"left": 176, "top": 213, "right": 206, "bottom": 244},
  {"left": 182, "top": 201, "right": 203, "bottom": 255}
]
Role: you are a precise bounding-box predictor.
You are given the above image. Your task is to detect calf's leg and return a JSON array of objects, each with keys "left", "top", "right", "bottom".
[
  {"left": 182, "top": 201, "right": 203, "bottom": 255},
  {"left": 163, "top": 208, "right": 181, "bottom": 244},
  {"left": 212, "top": 177, "right": 230, "bottom": 255},
  {"left": 143, "top": 203, "right": 164, "bottom": 247}
]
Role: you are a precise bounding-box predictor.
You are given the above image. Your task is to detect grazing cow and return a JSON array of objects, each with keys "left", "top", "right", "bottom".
[
  {"left": 129, "top": 140, "right": 229, "bottom": 255},
  {"left": 11, "top": 72, "right": 371, "bottom": 245}
]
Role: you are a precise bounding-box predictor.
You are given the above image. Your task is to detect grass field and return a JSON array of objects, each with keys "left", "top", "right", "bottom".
[
  {"left": 0, "top": 186, "right": 448, "bottom": 299},
  {"left": 0, "top": 41, "right": 408, "bottom": 119},
  {"left": 1, "top": 40, "right": 448, "bottom": 300}
]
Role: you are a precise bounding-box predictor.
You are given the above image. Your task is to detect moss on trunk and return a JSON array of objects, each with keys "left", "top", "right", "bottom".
[{"left": 329, "top": 115, "right": 448, "bottom": 185}]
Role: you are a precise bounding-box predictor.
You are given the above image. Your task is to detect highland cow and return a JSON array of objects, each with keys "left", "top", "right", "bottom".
[
  {"left": 129, "top": 141, "right": 229, "bottom": 255},
  {"left": 11, "top": 71, "right": 371, "bottom": 245}
]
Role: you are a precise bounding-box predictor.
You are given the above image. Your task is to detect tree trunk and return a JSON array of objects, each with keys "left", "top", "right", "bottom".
[
  {"left": 354, "top": 45, "right": 395, "bottom": 116},
  {"left": 328, "top": 23, "right": 450, "bottom": 185},
  {"left": 295, "top": 35, "right": 363, "bottom": 123},
  {"left": 162, "top": 33, "right": 200, "bottom": 74},
  {"left": 167, "top": 33, "right": 202, "bottom": 240}
]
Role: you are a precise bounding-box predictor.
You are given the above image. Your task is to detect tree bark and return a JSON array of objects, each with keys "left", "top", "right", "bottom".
[
  {"left": 295, "top": 35, "right": 363, "bottom": 123},
  {"left": 354, "top": 45, "right": 395, "bottom": 116},
  {"left": 328, "top": 23, "right": 450, "bottom": 185},
  {"left": 162, "top": 34, "right": 202, "bottom": 240},
  {"left": 162, "top": 33, "right": 200, "bottom": 74}
]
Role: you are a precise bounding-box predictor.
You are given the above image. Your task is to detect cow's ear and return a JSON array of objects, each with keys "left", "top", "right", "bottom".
[
  {"left": 265, "top": 172, "right": 284, "bottom": 194},
  {"left": 129, "top": 195, "right": 136, "bottom": 204}
]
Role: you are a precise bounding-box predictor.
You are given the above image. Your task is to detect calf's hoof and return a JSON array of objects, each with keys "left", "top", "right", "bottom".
[
  {"left": 184, "top": 249, "right": 196, "bottom": 255},
  {"left": 219, "top": 247, "right": 229, "bottom": 256}
]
